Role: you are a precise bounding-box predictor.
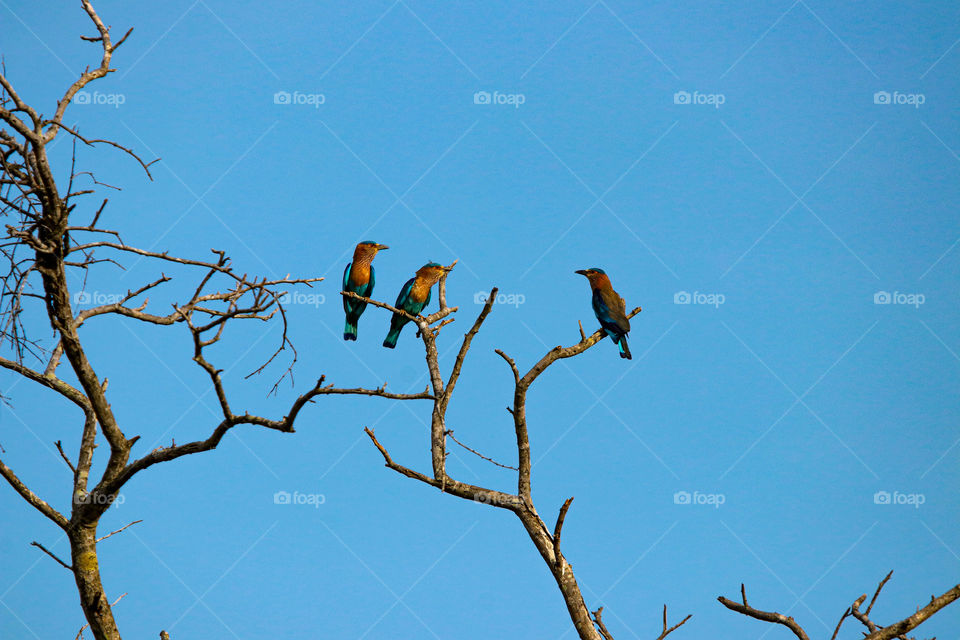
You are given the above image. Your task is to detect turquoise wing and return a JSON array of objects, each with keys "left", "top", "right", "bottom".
[
  {"left": 363, "top": 265, "right": 376, "bottom": 298},
  {"left": 394, "top": 278, "right": 416, "bottom": 309}
]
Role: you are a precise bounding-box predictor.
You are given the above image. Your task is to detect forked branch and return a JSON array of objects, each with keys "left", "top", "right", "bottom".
[
  {"left": 721, "top": 573, "right": 960, "bottom": 640},
  {"left": 357, "top": 285, "right": 668, "bottom": 639}
]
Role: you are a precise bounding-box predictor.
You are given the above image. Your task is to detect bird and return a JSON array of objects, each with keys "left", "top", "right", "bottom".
[
  {"left": 383, "top": 262, "right": 451, "bottom": 348},
  {"left": 575, "top": 268, "right": 632, "bottom": 359},
  {"left": 342, "top": 241, "right": 388, "bottom": 340}
]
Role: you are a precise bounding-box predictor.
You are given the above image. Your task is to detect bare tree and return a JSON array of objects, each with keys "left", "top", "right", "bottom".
[
  {"left": 719, "top": 572, "right": 960, "bottom": 640},
  {"left": 0, "top": 3, "right": 428, "bottom": 638},
  {"left": 342, "top": 284, "right": 691, "bottom": 640},
  {"left": 2, "top": 4, "right": 957, "bottom": 640},
  {"left": 348, "top": 278, "right": 960, "bottom": 639}
]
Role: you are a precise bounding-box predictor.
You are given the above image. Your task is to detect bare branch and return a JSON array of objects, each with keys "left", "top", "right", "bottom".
[
  {"left": 592, "top": 607, "right": 615, "bottom": 640},
  {"left": 718, "top": 584, "right": 810, "bottom": 640},
  {"left": 444, "top": 287, "right": 497, "bottom": 408},
  {"left": 436, "top": 259, "right": 457, "bottom": 309},
  {"left": 830, "top": 607, "right": 852, "bottom": 640},
  {"left": 96, "top": 519, "right": 143, "bottom": 542},
  {"left": 365, "top": 426, "right": 443, "bottom": 488},
  {"left": 446, "top": 429, "right": 518, "bottom": 470},
  {"left": 0, "top": 456, "right": 70, "bottom": 529},
  {"left": 850, "top": 574, "right": 960, "bottom": 640},
  {"left": 495, "top": 348, "right": 519, "bottom": 384},
  {"left": 364, "top": 427, "right": 521, "bottom": 508},
  {"left": 30, "top": 540, "right": 72, "bottom": 570},
  {"left": 45, "top": 0, "right": 135, "bottom": 144},
  {"left": 656, "top": 604, "right": 692, "bottom": 640},
  {"left": 0, "top": 356, "right": 89, "bottom": 410},
  {"left": 55, "top": 440, "right": 77, "bottom": 473},
  {"left": 519, "top": 306, "right": 643, "bottom": 390},
  {"left": 315, "top": 379, "right": 434, "bottom": 401},
  {"left": 867, "top": 570, "right": 894, "bottom": 615},
  {"left": 52, "top": 122, "right": 157, "bottom": 179},
  {"left": 95, "top": 378, "right": 332, "bottom": 500},
  {"left": 553, "top": 497, "right": 574, "bottom": 566},
  {"left": 74, "top": 592, "right": 126, "bottom": 640},
  {"left": 340, "top": 290, "right": 440, "bottom": 332}
]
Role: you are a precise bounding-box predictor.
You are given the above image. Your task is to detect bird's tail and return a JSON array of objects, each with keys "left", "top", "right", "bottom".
[
  {"left": 382, "top": 327, "right": 401, "bottom": 349},
  {"left": 382, "top": 321, "right": 402, "bottom": 349},
  {"left": 343, "top": 317, "right": 358, "bottom": 341},
  {"left": 617, "top": 335, "right": 632, "bottom": 360}
]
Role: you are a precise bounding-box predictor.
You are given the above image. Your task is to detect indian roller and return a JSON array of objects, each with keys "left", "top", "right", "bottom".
[
  {"left": 575, "top": 268, "right": 632, "bottom": 359},
  {"left": 383, "top": 262, "right": 451, "bottom": 348},
  {"left": 342, "top": 241, "right": 388, "bottom": 340}
]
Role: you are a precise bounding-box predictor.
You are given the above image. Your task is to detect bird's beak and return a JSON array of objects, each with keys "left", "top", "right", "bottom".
[
  {"left": 376, "top": 244, "right": 389, "bottom": 250},
  {"left": 574, "top": 269, "right": 588, "bottom": 276}
]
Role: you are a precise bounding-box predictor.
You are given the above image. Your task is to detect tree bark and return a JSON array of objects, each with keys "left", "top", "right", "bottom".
[
  {"left": 70, "top": 523, "right": 121, "bottom": 640},
  {"left": 516, "top": 508, "right": 600, "bottom": 640}
]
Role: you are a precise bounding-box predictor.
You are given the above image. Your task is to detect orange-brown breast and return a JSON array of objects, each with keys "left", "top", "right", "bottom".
[
  {"left": 349, "top": 262, "right": 371, "bottom": 287},
  {"left": 409, "top": 277, "right": 432, "bottom": 302}
]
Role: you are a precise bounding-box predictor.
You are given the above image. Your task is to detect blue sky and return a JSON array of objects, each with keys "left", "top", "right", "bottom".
[{"left": 1, "top": 1, "right": 958, "bottom": 638}]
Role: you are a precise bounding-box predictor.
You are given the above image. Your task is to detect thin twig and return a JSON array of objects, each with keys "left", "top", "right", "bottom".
[
  {"left": 30, "top": 540, "right": 72, "bottom": 570},
  {"left": 867, "top": 570, "right": 894, "bottom": 615},
  {"left": 96, "top": 519, "right": 143, "bottom": 542},
  {"left": 75, "top": 592, "right": 127, "bottom": 640},
  {"left": 718, "top": 584, "right": 811, "bottom": 640},
  {"left": 592, "top": 607, "right": 615, "bottom": 640},
  {"left": 55, "top": 439, "right": 77, "bottom": 473},
  {"left": 445, "top": 429, "right": 517, "bottom": 470},
  {"left": 553, "top": 496, "right": 573, "bottom": 568},
  {"left": 656, "top": 604, "right": 692, "bottom": 640}
]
